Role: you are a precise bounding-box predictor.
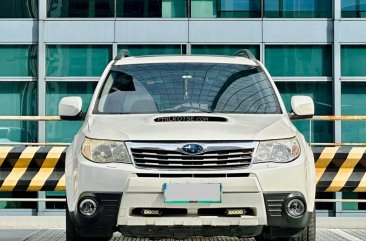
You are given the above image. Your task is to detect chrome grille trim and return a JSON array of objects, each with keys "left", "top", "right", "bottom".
[
  {"left": 126, "top": 142, "right": 258, "bottom": 170},
  {"left": 136, "top": 173, "right": 250, "bottom": 178}
]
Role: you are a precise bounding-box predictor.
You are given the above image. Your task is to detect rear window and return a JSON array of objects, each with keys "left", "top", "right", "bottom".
[{"left": 95, "top": 63, "right": 281, "bottom": 114}]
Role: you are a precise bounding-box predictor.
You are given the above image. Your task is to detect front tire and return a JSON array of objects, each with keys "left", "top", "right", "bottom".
[
  {"left": 66, "top": 206, "right": 110, "bottom": 241},
  {"left": 256, "top": 211, "right": 316, "bottom": 241}
]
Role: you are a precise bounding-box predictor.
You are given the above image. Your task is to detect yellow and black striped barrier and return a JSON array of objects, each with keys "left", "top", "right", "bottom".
[
  {"left": 0, "top": 146, "right": 66, "bottom": 192},
  {"left": 313, "top": 147, "right": 366, "bottom": 192},
  {"left": 0, "top": 115, "right": 366, "bottom": 192},
  {"left": 0, "top": 145, "right": 366, "bottom": 193}
]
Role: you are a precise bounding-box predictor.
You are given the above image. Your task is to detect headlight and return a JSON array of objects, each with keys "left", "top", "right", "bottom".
[
  {"left": 253, "top": 138, "right": 301, "bottom": 163},
  {"left": 81, "top": 137, "right": 131, "bottom": 163}
]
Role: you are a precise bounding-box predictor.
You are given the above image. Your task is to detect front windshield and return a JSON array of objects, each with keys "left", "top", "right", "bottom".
[{"left": 96, "top": 62, "right": 281, "bottom": 114}]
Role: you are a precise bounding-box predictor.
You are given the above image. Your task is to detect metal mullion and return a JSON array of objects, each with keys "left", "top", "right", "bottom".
[
  {"left": 116, "top": 42, "right": 187, "bottom": 45},
  {"left": 0, "top": 77, "right": 36, "bottom": 82},
  {"left": 45, "top": 42, "right": 111, "bottom": 45},
  {"left": 37, "top": 0, "right": 47, "bottom": 217},
  {"left": 45, "top": 17, "right": 115, "bottom": 21},
  {"left": 113, "top": 42, "right": 118, "bottom": 58},
  {"left": 0, "top": 42, "right": 37, "bottom": 45},
  {"left": 46, "top": 77, "right": 100, "bottom": 82},
  {"left": 339, "top": 43, "right": 366, "bottom": 45},
  {"left": 273, "top": 77, "right": 333, "bottom": 82},
  {"left": 189, "top": 42, "right": 260, "bottom": 45},
  {"left": 0, "top": 198, "right": 66, "bottom": 202},
  {"left": 333, "top": 0, "right": 343, "bottom": 217},
  {"left": 279, "top": 0, "right": 283, "bottom": 18},
  {"left": 264, "top": 42, "right": 333, "bottom": 46},
  {"left": 341, "top": 77, "right": 366, "bottom": 82},
  {"left": 260, "top": 43, "right": 264, "bottom": 62},
  {"left": 356, "top": 0, "right": 361, "bottom": 17}
]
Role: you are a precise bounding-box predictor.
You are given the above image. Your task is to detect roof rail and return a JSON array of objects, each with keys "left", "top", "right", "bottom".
[
  {"left": 114, "top": 49, "right": 130, "bottom": 62},
  {"left": 234, "top": 49, "right": 256, "bottom": 61}
]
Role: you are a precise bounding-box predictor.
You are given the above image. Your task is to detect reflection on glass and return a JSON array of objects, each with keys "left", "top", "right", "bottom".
[
  {"left": 342, "top": 83, "right": 366, "bottom": 143},
  {"left": 191, "top": 45, "right": 260, "bottom": 59},
  {"left": 46, "top": 45, "right": 112, "bottom": 77},
  {"left": 218, "top": 0, "right": 261, "bottom": 17},
  {"left": 0, "top": 82, "right": 37, "bottom": 143},
  {"left": 96, "top": 63, "right": 281, "bottom": 114},
  {"left": 276, "top": 82, "right": 333, "bottom": 143},
  {"left": 46, "top": 82, "right": 97, "bottom": 143},
  {"left": 342, "top": 193, "right": 359, "bottom": 210},
  {"left": 191, "top": 0, "right": 261, "bottom": 18},
  {"left": 341, "top": 46, "right": 366, "bottom": 76},
  {"left": 47, "top": 0, "right": 114, "bottom": 17},
  {"left": 118, "top": 45, "right": 186, "bottom": 56},
  {"left": 0, "top": 0, "right": 38, "bottom": 18},
  {"left": 265, "top": 45, "right": 332, "bottom": 76},
  {"left": 116, "top": 0, "right": 187, "bottom": 18},
  {"left": 46, "top": 191, "right": 66, "bottom": 209},
  {"left": 0, "top": 45, "right": 37, "bottom": 77},
  {"left": 315, "top": 192, "right": 335, "bottom": 210},
  {"left": 0, "top": 192, "right": 37, "bottom": 209},
  {"left": 342, "top": 0, "right": 366, "bottom": 17},
  {"left": 264, "top": 0, "right": 332, "bottom": 18}
]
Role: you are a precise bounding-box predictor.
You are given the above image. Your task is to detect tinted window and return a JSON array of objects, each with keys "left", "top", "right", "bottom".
[
  {"left": 116, "top": 0, "right": 187, "bottom": 18},
  {"left": 46, "top": 45, "right": 112, "bottom": 77},
  {"left": 117, "top": 0, "right": 162, "bottom": 17},
  {"left": 96, "top": 63, "right": 281, "bottom": 114},
  {"left": 276, "top": 82, "right": 333, "bottom": 143},
  {"left": 341, "top": 45, "right": 366, "bottom": 76},
  {"left": 48, "top": 0, "right": 114, "bottom": 18},
  {"left": 191, "top": 0, "right": 260, "bottom": 18},
  {"left": 219, "top": 0, "right": 261, "bottom": 17},
  {"left": 342, "top": 83, "right": 366, "bottom": 143},
  {"left": 0, "top": 0, "right": 38, "bottom": 18},
  {"left": 0, "top": 45, "right": 37, "bottom": 77},
  {"left": 264, "top": 0, "right": 332, "bottom": 18},
  {"left": 0, "top": 82, "right": 37, "bottom": 143},
  {"left": 342, "top": 0, "right": 366, "bottom": 17},
  {"left": 265, "top": 45, "right": 332, "bottom": 76}
]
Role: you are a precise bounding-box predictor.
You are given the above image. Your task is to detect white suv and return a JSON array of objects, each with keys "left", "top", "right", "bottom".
[{"left": 60, "top": 50, "right": 316, "bottom": 241}]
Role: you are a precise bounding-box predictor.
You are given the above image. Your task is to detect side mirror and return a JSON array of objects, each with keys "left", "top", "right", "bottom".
[
  {"left": 290, "top": 96, "right": 314, "bottom": 120},
  {"left": 59, "top": 96, "right": 84, "bottom": 120}
]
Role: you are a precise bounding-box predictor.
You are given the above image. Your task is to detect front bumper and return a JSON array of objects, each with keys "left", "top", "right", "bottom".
[
  {"left": 70, "top": 189, "right": 311, "bottom": 238},
  {"left": 119, "top": 225, "right": 263, "bottom": 239},
  {"left": 69, "top": 192, "right": 122, "bottom": 238},
  {"left": 67, "top": 146, "right": 314, "bottom": 238},
  {"left": 263, "top": 192, "right": 313, "bottom": 238}
]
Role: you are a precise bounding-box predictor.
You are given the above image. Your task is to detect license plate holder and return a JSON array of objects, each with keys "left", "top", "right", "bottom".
[{"left": 163, "top": 183, "right": 221, "bottom": 203}]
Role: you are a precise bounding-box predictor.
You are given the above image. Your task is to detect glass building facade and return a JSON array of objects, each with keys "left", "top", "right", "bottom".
[{"left": 0, "top": 0, "right": 365, "bottom": 216}]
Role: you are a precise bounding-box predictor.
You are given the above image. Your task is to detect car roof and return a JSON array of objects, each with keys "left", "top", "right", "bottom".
[{"left": 113, "top": 55, "right": 258, "bottom": 66}]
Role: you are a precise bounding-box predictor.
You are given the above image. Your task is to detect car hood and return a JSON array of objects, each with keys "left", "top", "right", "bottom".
[{"left": 84, "top": 114, "right": 296, "bottom": 141}]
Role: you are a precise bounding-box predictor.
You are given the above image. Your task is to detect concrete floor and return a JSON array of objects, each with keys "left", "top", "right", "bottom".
[
  {"left": 1, "top": 229, "right": 366, "bottom": 241},
  {"left": 1, "top": 217, "right": 366, "bottom": 241}
]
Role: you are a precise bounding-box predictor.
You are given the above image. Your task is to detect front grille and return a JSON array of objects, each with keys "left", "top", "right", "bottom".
[
  {"left": 128, "top": 142, "right": 256, "bottom": 170},
  {"left": 136, "top": 173, "right": 250, "bottom": 178}
]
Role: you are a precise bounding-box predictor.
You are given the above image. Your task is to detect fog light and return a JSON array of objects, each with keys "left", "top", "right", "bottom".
[
  {"left": 226, "top": 209, "right": 245, "bottom": 216},
  {"left": 286, "top": 199, "right": 305, "bottom": 218},
  {"left": 79, "top": 198, "right": 98, "bottom": 216}
]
